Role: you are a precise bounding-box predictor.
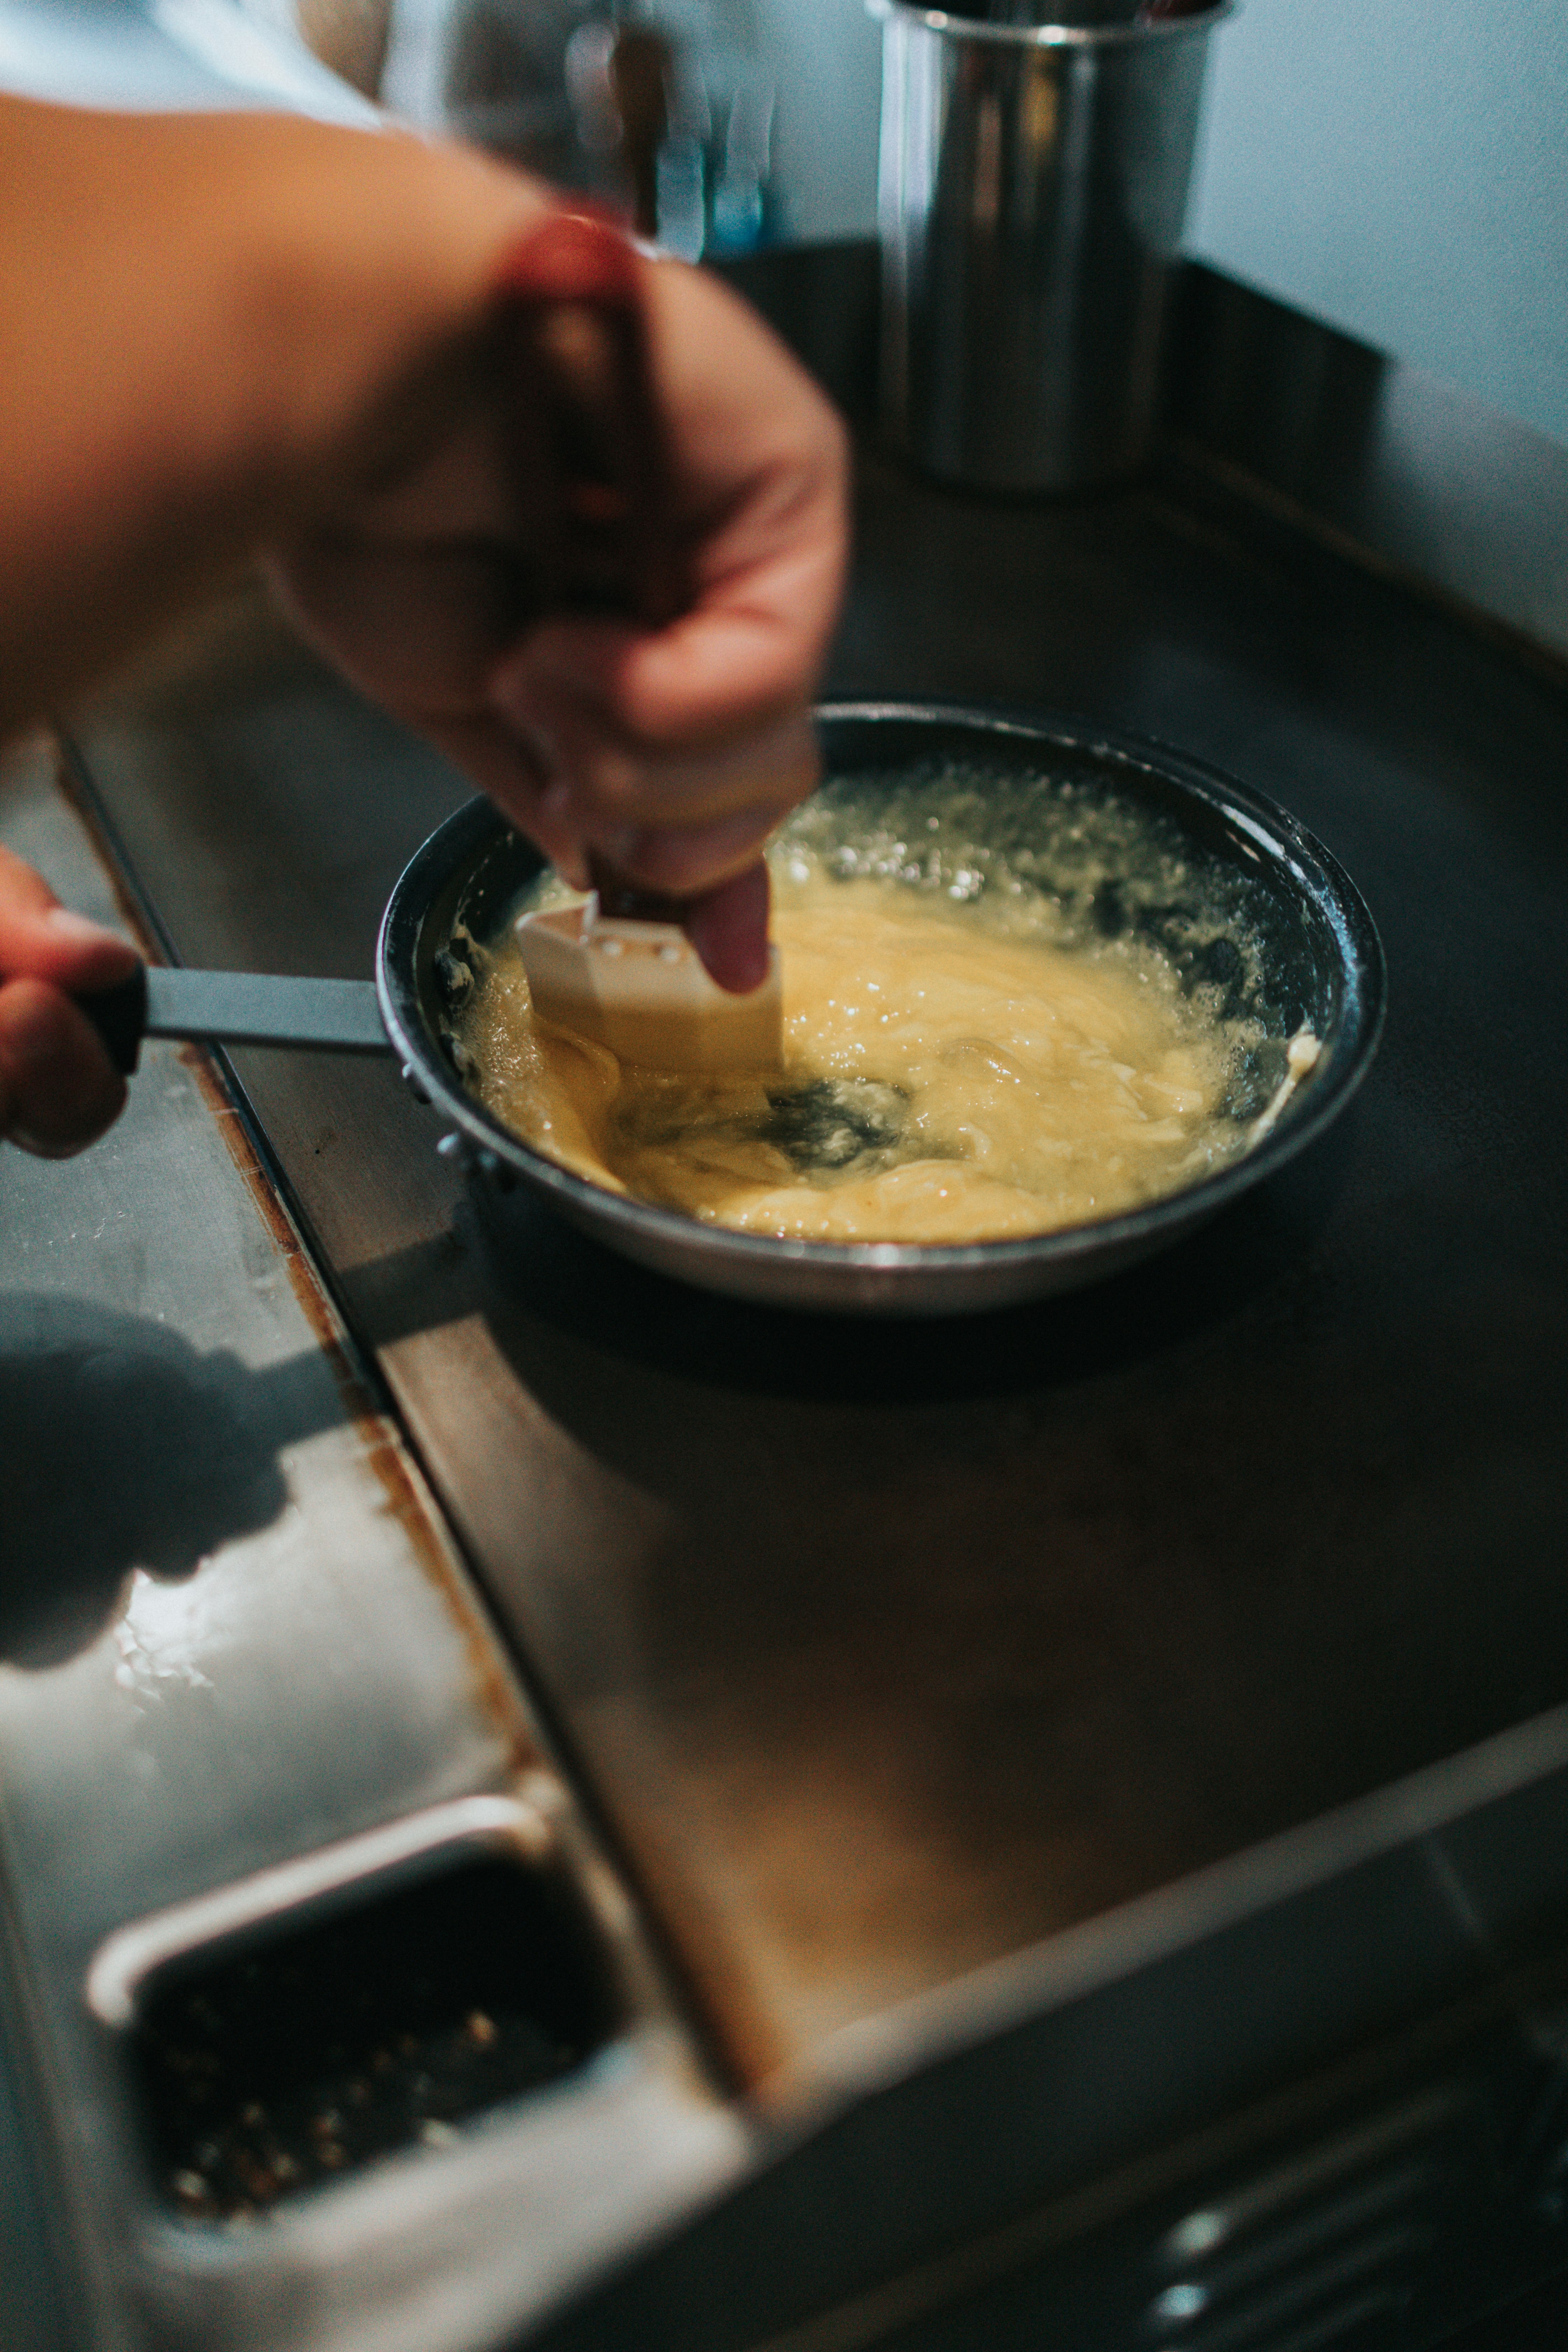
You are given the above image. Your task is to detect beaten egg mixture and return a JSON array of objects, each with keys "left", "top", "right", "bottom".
[{"left": 455, "top": 866, "right": 1256, "bottom": 1246}]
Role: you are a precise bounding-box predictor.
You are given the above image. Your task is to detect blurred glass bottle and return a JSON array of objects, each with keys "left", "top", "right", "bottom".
[{"left": 375, "top": 0, "right": 778, "bottom": 258}]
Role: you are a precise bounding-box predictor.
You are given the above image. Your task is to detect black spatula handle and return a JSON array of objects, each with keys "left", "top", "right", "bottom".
[{"left": 76, "top": 966, "right": 149, "bottom": 1076}]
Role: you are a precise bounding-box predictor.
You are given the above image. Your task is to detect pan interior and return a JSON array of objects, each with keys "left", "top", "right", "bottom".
[{"left": 425, "top": 733, "right": 1345, "bottom": 1252}]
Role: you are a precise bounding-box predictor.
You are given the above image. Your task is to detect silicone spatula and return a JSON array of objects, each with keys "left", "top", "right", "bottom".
[{"left": 495, "top": 213, "right": 783, "bottom": 1071}]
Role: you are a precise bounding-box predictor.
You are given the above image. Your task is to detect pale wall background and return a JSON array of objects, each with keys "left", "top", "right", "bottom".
[{"left": 755, "top": 0, "right": 1568, "bottom": 450}]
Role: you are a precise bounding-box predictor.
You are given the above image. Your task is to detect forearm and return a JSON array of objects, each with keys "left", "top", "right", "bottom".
[{"left": 0, "top": 96, "right": 546, "bottom": 736}]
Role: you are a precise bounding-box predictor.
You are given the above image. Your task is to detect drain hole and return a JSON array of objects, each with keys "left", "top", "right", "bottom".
[{"left": 130, "top": 1856, "right": 619, "bottom": 2222}]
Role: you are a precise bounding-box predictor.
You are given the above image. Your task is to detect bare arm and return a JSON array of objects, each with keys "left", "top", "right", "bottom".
[
  {"left": 0, "top": 95, "right": 547, "bottom": 733},
  {"left": 0, "top": 96, "right": 848, "bottom": 1155}
]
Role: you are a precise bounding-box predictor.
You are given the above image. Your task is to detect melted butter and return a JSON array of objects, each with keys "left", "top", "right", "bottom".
[{"left": 457, "top": 869, "right": 1258, "bottom": 1246}]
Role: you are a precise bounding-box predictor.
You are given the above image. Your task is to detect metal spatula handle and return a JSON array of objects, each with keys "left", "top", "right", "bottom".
[{"left": 77, "top": 965, "right": 388, "bottom": 1074}]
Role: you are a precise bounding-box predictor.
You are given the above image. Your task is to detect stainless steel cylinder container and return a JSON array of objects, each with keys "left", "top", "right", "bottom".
[{"left": 867, "top": 0, "right": 1233, "bottom": 492}]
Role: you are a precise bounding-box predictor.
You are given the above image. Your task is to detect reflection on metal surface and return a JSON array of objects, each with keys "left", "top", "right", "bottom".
[
  {"left": 868, "top": 0, "right": 1231, "bottom": 489},
  {"left": 112, "top": 1569, "right": 219, "bottom": 1702},
  {"left": 1164, "top": 262, "right": 1568, "bottom": 667}
]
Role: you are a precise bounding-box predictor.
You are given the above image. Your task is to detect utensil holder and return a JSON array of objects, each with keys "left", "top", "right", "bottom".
[{"left": 868, "top": 0, "right": 1233, "bottom": 492}]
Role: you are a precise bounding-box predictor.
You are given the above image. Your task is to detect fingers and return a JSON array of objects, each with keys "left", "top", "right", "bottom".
[
  {"left": 487, "top": 637, "right": 818, "bottom": 869},
  {"left": 274, "top": 239, "right": 850, "bottom": 999},
  {"left": 588, "top": 802, "right": 786, "bottom": 898},
  {"left": 0, "top": 845, "right": 141, "bottom": 992},
  {"left": 415, "top": 709, "right": 591, "bottom": 886},
  {"left": 0, "top": 846, "right": 137, "bottom": 1156},
  {"left": 682, "top": 862, "right": 772, "bottom": 995},
  {"left": 478, "top": 262, "right": 847, "bottom": 931},
  {"left": 0, "top": 978, "right": 127, "bottom": 1157},
  {"left": 417, "top": 707, "right": 783, "bottom": 989},
  {"left": 418, "top": 705, "right": 793, "bottom": 906}
]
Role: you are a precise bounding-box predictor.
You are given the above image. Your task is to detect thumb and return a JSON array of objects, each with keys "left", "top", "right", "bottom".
[
  {"left": 682, "top": 860, "right": 772, "bottom": 994},
  {"left": 0, "top": 847, "right": 138, "bottom": 992}
]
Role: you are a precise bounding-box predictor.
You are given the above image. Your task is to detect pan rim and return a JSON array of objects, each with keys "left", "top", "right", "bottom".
[{"left": 377, "top": 700, "right": 1386, "bottom": 1293}]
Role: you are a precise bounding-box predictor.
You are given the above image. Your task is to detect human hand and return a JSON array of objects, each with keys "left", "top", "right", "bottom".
[
  {"left": 0, "top": 106, "right": 847, "bottom": 997},
  {"left": 0, "top": 846, "right": 138, "bottom": 1156},
  {"left": 275, "top": 235, "right": 848, "bottom": 992}
]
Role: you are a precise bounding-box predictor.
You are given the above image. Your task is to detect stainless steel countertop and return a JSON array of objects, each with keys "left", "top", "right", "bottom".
[
  {"left": 0, "top": 740, "right": 747, "bottom": 2352},
  {"left": 7, "top": 245, "right": 1568, "bottom": 2350},
  {"left": 58, "top": 437, "right": 1568, "bottom": 2077}
]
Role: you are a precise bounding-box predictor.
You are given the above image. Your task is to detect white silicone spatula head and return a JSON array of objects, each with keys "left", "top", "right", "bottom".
[{"left": 516, "top": 896, "right": 782, "bottom": 1071}]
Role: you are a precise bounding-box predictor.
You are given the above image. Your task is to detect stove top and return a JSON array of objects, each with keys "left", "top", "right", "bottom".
[{"left": 7, "top": 248, "right": 1568, "bottom": 2351}]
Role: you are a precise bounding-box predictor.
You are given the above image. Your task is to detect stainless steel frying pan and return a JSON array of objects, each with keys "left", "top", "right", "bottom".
[{"left": 87, "top": 701, "right": 1386, "bottom": 1317}]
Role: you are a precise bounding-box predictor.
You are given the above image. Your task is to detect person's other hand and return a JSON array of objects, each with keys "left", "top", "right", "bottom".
[
  {"left": 0, "top": 847, "right": 138, "bottom": 1156},
  {"left": 275, "top": 246, "right": 848, "bottom": 992}
]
